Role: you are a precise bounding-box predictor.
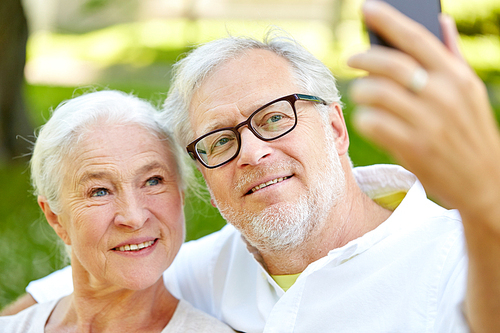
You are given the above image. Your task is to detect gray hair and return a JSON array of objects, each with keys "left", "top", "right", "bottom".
[
  {"left": 161, "top": 28, "right": 343, "bottom": 148},
  {"left": 30, "top": 90, "right": 192, "bottom": 215}
]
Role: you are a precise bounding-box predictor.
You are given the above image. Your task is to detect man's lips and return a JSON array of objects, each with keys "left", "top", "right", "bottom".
[{"left": 246, "top": 175, "right": 292, "bottom": 195}]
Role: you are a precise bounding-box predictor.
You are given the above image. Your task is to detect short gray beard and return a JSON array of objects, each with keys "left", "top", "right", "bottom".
[{"left": 213, "top": 131, "right": 346, "bottom": 253}]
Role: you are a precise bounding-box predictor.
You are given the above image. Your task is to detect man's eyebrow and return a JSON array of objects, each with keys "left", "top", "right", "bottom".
[{"left": 199, "top": 119, "right": 230, "bottom": 135}]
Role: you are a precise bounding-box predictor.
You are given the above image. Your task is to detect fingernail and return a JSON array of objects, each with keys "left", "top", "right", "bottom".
[{"left": 363, "top": 0, "right": 380, "bottom": 13}]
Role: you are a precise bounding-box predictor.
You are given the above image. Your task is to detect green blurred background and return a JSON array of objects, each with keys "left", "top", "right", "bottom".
[{"left": 1, "top": 0, "right": 500, "bottom": 310}]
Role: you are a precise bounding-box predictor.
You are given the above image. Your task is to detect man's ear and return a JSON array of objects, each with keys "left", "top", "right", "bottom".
[
  {"left": 198, "top": 167, "right": 218, "bottom": 208},
  {"left": 328, "top": 102, "right": 350, "bottom": 156},
  {"left": 180, "top": 190, "right": 186, "bottom": 206},
  {"left": 37, "top": 196, "right": 71, "bottom": 245}
]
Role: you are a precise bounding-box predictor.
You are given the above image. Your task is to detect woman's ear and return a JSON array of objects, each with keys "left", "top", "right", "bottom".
[
  {"left": 328, "top": 102, "right": 350, "bottom": 156},
  {"left": 37, "top": 196, "right": 71, "bottom": 245}
]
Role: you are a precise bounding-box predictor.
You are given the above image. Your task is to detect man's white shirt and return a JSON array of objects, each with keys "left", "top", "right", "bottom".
[{"left": 27, "top": 165, "right": 469, "bottom": 332}]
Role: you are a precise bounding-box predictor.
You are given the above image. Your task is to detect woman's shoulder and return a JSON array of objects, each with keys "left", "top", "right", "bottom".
[
  {"left": 162, "top": 299, "right": 234, "bottom": 333},
  {"left": 0, "top": 299, "right": 59, "bottom": 333}
]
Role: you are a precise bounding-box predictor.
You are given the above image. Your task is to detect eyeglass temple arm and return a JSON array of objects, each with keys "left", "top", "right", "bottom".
[{"left": 296, "top": 94, "right": 328, "bottom": 105}]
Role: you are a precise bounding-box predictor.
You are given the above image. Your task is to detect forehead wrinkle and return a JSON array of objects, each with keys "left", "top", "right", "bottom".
[
  {"left": 191, "top": 101, "right": 240, "bottom": 137},
  {"left": 72, "top": 163, "right": 121, "bottom": 193},
  {"left": 70, "top": 149, "right": 168, "bottom": 188},
  {"left": 137, "top": 160, "right": 177, "bottom": 181},
  {"left": 79, "top": 170, "right": 112, "bottom": 185},
  {"left": 191, "top": 89, "right": 277, "bottom": 137},
  {"left": 190, "top": 49, "right": 300, "bottom": 139}
]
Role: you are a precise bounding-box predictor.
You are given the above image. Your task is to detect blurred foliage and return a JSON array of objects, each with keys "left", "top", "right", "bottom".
[
  {"left": 83, "top": 0, "right": 111, "bottom": 11},
  {"left": 442, "top": 0, "right": 500, "bottom": 80},
  {"left": 24, "top": 0, "right": 500, "bottom": 83},
  {"left": 0, "top": 163, "right": 64, "bottom": 309},
  {"left": 2, "top": 0, "right": 500, "bottom": 311},
  {"left": 26, "top": 23, "right": 194, "bottom": 68},
  {"left": 456, "top": 11, "right": 500, "bottom": 36},
  {"left": 443, "top": 0, "right": 500, "bottom": 29}
]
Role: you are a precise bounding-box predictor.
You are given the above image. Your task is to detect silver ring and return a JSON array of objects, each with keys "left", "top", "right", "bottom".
[{"left": 408, "top": 67, "right": 428, "bottom": 94}]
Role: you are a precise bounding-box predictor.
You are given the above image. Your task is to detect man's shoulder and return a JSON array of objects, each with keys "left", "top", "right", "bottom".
[
  {"left": 163, "top": 224, "right": 255, "bottom": 316},
  {"left": 181, "top": 224, "right": 241, "bottom": 254},
  {"left": 166, "top": 223, "right": 247, "bottom": 281}
]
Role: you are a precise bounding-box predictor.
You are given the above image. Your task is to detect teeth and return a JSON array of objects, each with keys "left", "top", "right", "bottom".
[
  {"left": 115, "top": 240, "right": 155, "bottom": 252},
  {"left": 251, "top": 176, "right": 288, "bottom": 193}
]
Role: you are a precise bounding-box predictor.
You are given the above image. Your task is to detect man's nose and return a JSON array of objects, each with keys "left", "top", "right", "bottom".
[
  {"left": 114, "top": 190, "right": 148, "bottom": 230},
  {"left": 236, "top": 127, "right": 273, "bottom": 167}
]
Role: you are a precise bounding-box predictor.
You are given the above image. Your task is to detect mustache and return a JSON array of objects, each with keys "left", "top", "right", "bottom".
[{"left": 234, "top": 160, "right": 296, "bottom": 193}]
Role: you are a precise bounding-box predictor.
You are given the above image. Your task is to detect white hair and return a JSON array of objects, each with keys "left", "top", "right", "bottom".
[
  {"left": 161, "top": 28, "right": 343, "bottom": 149},
  {"left": 30, "top": 90, "right": 193, "bottom": 215}
]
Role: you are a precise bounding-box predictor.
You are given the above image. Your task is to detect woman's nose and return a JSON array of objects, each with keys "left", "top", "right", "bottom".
[{"left": 114, "top": 191, "right": 148, "bottom": 230}]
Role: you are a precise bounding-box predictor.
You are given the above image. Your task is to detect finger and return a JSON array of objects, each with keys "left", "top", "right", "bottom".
[
  {"left": 348, "top": 46, "right": 427, "bottom": 94},
  {"left": 351, "top": 106, "right": 415, "bottom": 159},
  {"left": 363, "top": 0, "right": 451, "bottom": 71},
  {"left": 352, "top": 106, "right": 473, "bottom": 206},
  {"left": 349, "top": 76, "right": 428, "bottom": 127},
  {"left": 439, "top": 14, "right": 466, "bottom": 62}
]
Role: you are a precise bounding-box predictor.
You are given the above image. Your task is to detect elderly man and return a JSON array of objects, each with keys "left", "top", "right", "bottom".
[{"left": 4, "top": 2, "right": 500, "bottom": 332}]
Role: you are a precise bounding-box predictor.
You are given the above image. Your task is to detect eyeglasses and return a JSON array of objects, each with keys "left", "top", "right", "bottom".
[{"left": 186, "top": 93, "right": 327, "bottom": 169}]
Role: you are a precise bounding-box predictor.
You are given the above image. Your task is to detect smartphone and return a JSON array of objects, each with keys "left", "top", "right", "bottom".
[{"left": 368, "top": 0, "right": 443, "bottom": 47}]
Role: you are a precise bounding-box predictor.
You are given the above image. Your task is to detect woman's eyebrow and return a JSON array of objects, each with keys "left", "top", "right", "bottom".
[
  {"left": 77, "top": 162, "right": 172, "bottom": 185},
  {"left": 137, "top": 161, "right": 168, "bottom": 174},
  {"left": 78, "top": 171, "right": 110, "bottom": 184}
]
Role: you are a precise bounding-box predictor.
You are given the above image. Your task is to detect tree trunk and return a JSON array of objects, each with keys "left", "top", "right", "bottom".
[{"left": 0, "top": 0, "right": 33, "bottom": 165}]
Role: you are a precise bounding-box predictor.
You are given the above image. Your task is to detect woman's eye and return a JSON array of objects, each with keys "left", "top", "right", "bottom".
[
  {"left": 146, "top": 177, "right": 162, "bottom": 186},
  {"left": 91, "top": 188, "right": 108, "bottom": 197}
]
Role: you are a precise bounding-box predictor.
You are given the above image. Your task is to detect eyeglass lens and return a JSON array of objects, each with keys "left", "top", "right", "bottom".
[{"left": 195, "top": 99, "right": 296, "bottom": 167}]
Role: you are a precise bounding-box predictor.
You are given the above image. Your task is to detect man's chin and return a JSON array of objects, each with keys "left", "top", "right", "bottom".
[
  {"left": 218, "top": 196, "right": 314, "bottom": 251},
  {"left": 244, "top": 205, "right": 313, "bottom": 251}
]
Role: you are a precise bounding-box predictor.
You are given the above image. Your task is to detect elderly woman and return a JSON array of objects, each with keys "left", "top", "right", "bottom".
[{"left": 0, "top": 90, "right": 233, "bottom": 332}]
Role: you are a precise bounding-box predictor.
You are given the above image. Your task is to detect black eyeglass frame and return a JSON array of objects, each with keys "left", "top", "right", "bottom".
[{"left": 186, "top": 93, "right": 327, "bottom": 169}]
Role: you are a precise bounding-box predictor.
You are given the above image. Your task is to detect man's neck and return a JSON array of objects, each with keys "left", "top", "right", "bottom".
[{"left": 258, "top": 171, "right": 392, "bottom": 275}]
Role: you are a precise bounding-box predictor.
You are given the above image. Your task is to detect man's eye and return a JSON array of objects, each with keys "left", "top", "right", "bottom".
[
  {"left": 267, "top": 114, "right": 284, "bottom": 123},
  {"left": 146, "top": 177, "right": 162, "bottom": 186},
  {"left": 214, "top": 137, "right": 231, "bottom": 147},
  {"left": 91, "top": 188, "right": 108, "bottom": 197}
]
